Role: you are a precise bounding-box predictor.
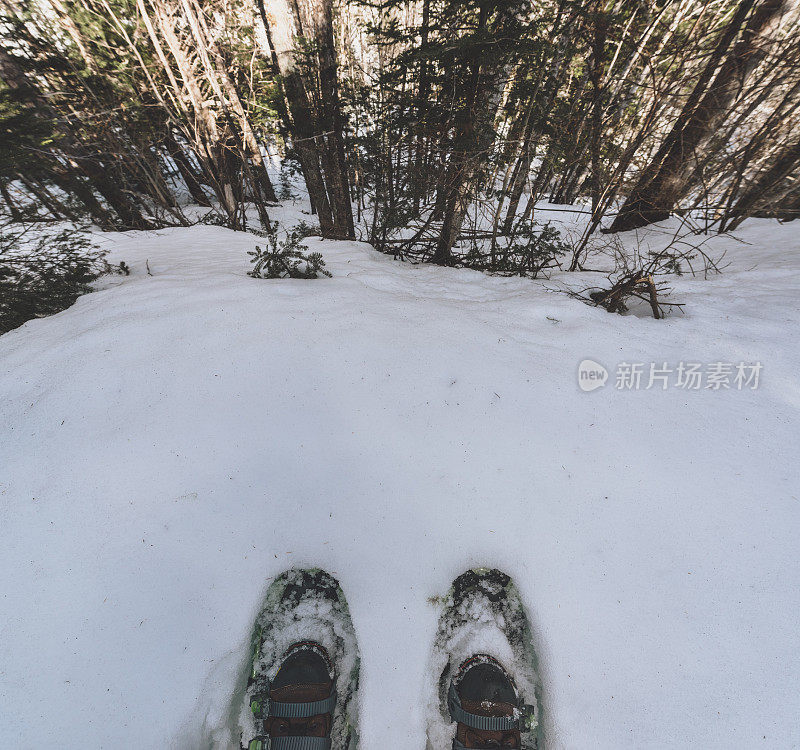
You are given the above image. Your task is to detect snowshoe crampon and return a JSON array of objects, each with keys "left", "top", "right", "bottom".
[
  {"left": 238, "top": 568, "right": 360, "bottom": 750},
  {"left": 425, "top": 568, "right": 543, "bottom": 750}
]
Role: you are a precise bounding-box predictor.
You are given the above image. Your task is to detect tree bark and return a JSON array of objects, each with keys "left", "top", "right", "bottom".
[
  {"left": 16, "top": 173, "right": 72, "bottom": 220},
  {"left": 179, "top": 0, "right": 278, "bottom": 204},
  {"left": 0, "top": 180, "right": 23, "bottom": 221},
  {"left": 724, "top": 134, "right": 800, "bottom": 229},
  {"left": 48, "top": 168, "right": 117, "bottom": 229},
  {"left": 258, "top": 0, "right": 354, "bottom": 238},
  {"left": 164, "top": 133, "right": 212, "bottom": 206},
  {"left": 609, "top": 0, "right": 792, "bottom": 233},
  {"left": 432, "top": 0, "right": 514, "bottom": 264},
  {"left": 0, "top": 47, "right": 154, "bottom": 229}
]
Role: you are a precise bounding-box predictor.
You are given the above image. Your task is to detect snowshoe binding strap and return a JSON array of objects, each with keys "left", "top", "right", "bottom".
[
  {"left": 270, "top": 738, "right": 332, "bottom": 750},
  {"left": 248, "top": 738, "right": 331, "bottom": 750},
  {"left": 267, "top": 686, "right": 337, "bottom": 719},
  {"left": 447, "top": 680, "right": 519, "bottom": 732},
  {"left": 451, "top": 743, "right": 535, "bottom": 750}
]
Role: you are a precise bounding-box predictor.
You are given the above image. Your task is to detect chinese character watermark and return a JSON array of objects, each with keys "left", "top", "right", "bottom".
[{"left": 579, "top": 360, "right": 762, "bottom": 391}]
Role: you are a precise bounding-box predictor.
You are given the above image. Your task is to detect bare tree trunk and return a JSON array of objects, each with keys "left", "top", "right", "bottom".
[
  {"left": 16, "top": 173, "right": 72, "bottom": 219},
  {"left": 432, "top": 1, "right": 512, "bottom": 265},
  {"left": 724, "top": 134, "right": 800, "bottom": 229},
  {"left": 412, "top": 0, "right": 432, "bottom": 213},
  {"left": 589, "top": 0, "right": 607, "bottom": 217},
  {"left": 75, "top": 156, "right": 155, "bottom": 229},
  {"left": 0, "top": 47, "right": 155, "bottom": 229},
  {"left": 164, "top": 133, "right": 212, "bottom": 206},
  {"left": 258, "top": 0, "right": 354, "bottom": 238},
  {"left": 179, "top": 0, "right": 277, "bottom": 204},
  {"left": 142, "top": 0, "right": 239, "bottom": 222},
  {"left": 502, "top": 125, "right": 538, "bottom": 232},
  {"left": 609, "top": 0, "right": 792, "bottom": 232},
  {"left": 773, "top": 186, "right": 800, "bottom": 220},
  {"left": 48, "top": 168, "right": 117, "bottom": 228},
  {"left": 0, "top": 179, "right": 23, "bottom": 220}
]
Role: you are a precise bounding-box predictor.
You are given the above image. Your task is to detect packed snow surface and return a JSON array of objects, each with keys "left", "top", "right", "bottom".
[{"left": 1, "top": 207, "right": 798, "bottom": 749}]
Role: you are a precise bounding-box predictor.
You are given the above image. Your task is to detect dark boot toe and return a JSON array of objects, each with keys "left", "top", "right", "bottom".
[
  {"left": 272, "top": 645, "right": 332, "bottom": 690},
  {"left": 457, "top": 660, "right": 517, "bottom": 706}
]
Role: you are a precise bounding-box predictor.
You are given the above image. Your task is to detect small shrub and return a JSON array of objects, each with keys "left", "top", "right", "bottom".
[
  {"left": 462, "top": 220, "right": 570, "bottom": 278},
  {"left": 199, "top": 210, "right": 230, "bottom": 227},
  {"left": 568, "top": 232, "right": 707, "bottom": 319},
  {"left": 293, "top": 220, "right": 321, "bottom": 239},
  {"left": 388, "top": 219, "right": 570, "bottom": 278},
  {"left": 247, "top": 222, "right": 331, "bottom": 279},
  {"left": 0, "top": 224, "right": 108, "bottom": 334},
  {"left": 278, "top": 167, "right": 297, "bottom": 200}
]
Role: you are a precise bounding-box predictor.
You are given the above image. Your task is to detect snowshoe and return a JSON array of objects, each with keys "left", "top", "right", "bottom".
[
  {"left": 425, "top": 569, "right": 543, "bottom": 750},
  {"left": 238, "top": 568, "right": 360, "bottom": 750}
]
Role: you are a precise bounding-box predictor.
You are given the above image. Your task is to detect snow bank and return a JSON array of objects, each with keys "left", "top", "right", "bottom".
[{"left": 1, "top": 212, "right": 798, "bottom": 748}]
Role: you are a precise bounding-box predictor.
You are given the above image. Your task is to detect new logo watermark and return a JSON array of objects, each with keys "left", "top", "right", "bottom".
[
  {"left": 577, "top": 359, "right": 609, "bottom": 392},
  {"left": 578, "top": 360, "right": 762, "bottom": 391}
]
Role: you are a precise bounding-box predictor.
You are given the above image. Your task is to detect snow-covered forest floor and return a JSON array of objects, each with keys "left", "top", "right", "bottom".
[{"left": 1, "top": 199, "right": 798, "bottom": 748}]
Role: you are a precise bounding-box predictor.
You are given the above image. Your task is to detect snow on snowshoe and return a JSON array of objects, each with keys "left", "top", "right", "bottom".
[
  {"left": 238, "top": 568, "right": 360, "bottom": 750},
  {"left": 425, "top": 568, "right": 543, "bottom": 750}
]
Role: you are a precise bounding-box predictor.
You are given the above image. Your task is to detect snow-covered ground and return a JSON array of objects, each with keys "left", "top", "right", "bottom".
[{"left": 1, "top": 204, "right": 798, "bottom": 748}]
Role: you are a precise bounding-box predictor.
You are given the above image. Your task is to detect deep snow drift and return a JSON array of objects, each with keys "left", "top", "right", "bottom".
[{"left": 1, "top": 207, "right": 798, "bottom": 749}]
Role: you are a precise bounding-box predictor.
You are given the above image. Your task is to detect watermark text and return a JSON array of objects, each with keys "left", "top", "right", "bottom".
[{"left": 578, "top": 360, "right": 762, "bottom": 391}]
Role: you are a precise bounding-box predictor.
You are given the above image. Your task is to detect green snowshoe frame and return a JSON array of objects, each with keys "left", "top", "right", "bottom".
[{"left": 241, "top": 568, "right": 360, "bottom": 750}]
